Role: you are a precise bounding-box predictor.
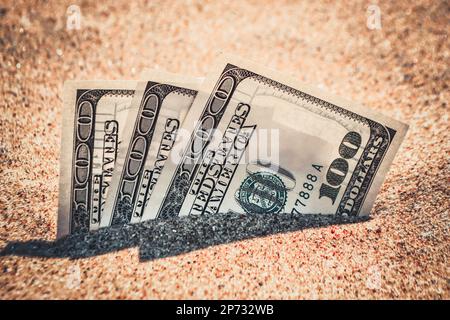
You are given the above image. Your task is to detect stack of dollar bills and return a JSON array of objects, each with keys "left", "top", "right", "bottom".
[{"left": 57, "top": 54, "right": 408, "bottom": 238}]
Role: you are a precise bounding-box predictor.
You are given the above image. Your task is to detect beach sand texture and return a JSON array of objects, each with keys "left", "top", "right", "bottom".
[{"left": 0, "top": 0, "right": 448, "bottom": 299}]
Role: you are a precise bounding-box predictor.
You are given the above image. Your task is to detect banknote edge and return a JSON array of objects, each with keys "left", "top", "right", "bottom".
[{"left": 56, "top": 80, "right": 138, "bottom": 239}]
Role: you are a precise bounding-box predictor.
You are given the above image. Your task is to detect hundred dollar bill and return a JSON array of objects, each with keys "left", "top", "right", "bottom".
[
  {"left": 57, "top": 81, "right": 137, "bottom": 238},
  {"left": 145, "top": 54, "right": 408, "bottom": 219},
  {"left": 100, "top": 71, "right": 201, "bottom": 227}
]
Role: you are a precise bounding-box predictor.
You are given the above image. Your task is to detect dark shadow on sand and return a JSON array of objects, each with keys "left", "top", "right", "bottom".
[{"left": 1, "top": 213, "right": 369, "bottom": 261}]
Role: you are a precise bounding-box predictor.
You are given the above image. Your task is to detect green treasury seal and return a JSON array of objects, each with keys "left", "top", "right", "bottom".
[{"left": 236, "top": 171, "right": 287, "bottom": 214}]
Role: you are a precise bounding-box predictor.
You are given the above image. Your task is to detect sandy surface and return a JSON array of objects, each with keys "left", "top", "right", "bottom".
[{"left": 0, "top": 0, "right": 448, "bottom": 299}]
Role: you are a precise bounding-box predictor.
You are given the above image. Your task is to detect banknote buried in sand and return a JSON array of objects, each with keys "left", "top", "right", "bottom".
[
  {"left": 57, "top": 72, "right": 201, "bottom": 237},
  {"left": 57, "top": 54, "right": 408, "bottom": 238}
]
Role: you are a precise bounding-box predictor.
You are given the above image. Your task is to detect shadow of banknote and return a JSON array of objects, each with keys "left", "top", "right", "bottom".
[{"left": 0, "top": 213, "right": 368, "bottom": 261}]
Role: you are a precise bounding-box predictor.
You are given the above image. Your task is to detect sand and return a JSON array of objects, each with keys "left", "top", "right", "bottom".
[{"left": 0, "top": 0, "right": 448, "bottom": 299}]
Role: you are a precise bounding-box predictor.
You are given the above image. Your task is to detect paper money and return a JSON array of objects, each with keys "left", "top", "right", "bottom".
[
  {"left": 100, "top": 71, "right": 201, "bottom": 227},
  {"left": 145, "top": 54, "right": 408, "bottom": 219},
  {"left": 57, "top": 81, "right": 137, "bottom": 238}
]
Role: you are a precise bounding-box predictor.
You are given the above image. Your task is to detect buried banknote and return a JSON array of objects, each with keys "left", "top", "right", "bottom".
[
  {"left": 57, "top": 80, "right": 137, "bottom": 237},
  {"left": 58, "top": 74, "right": 202, "bottom": 237},
  {"left": 145, "top": 54, "right": 409, "bottom": 219},
  {"left": 100, "top": 71, "right": 201, "bottom": 227}
]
